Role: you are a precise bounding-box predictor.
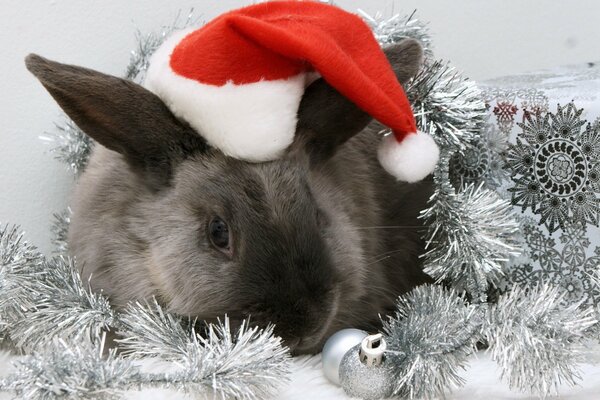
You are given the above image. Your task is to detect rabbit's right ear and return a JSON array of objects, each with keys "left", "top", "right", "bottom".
[
  {"left": 25, "top": 54, "right": 207, "bottom": 188},
  {"left": 296, "top": 39, "right": 424, "bottom": 164}
]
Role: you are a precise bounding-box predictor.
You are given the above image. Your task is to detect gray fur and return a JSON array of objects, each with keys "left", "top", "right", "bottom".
[{"left": 26, "top": 39, "right": 431, "bottom": 354}]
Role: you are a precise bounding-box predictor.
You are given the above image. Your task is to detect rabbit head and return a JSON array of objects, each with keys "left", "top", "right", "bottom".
[{"left": 25, "top": 38, "right": 427, "bottom": 353}]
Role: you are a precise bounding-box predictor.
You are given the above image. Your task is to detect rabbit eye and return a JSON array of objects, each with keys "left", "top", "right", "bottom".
[{"left": 208, "top": 217, "right": 231, "bottom": 254}]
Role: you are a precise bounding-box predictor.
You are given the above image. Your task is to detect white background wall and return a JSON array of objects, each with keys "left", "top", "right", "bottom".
[{"left": 1, "top": 0, "right": 599, "bottom": 254}]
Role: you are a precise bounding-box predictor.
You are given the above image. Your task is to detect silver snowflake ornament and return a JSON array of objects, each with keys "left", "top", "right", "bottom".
[
  {"left": 507, "top": 219, "right": 600, "bottom": 310},
  {"left": 450, "top": 122, "right": 510, "bottom": 189},
  {"left": 505, "top": 103, "right": 600, "bottom": 232}
]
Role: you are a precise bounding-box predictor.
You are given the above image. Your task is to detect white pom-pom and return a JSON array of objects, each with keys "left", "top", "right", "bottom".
[{"left": 377, "top": 131, "right": 439, "bottom": 182}]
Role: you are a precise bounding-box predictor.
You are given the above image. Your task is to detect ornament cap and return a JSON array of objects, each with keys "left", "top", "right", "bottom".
[{"left": 359, "top": 333, "right": 387, "bottom": 367}]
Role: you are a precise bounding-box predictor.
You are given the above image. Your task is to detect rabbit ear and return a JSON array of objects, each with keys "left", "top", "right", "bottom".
[
  {"left": 296, "top": 39, "right": 423, "bottom": 163},
  {"left": 383, "top": 38, "right": 424, "bottom": 84},
  {"left": 25, "top": 54, "right": 207, "bottom": 188},
  {"left": 296, "top": 77, "right": 372, "bottom": 163}
]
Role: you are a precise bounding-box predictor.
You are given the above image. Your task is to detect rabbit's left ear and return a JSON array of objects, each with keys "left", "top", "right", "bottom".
[
  {"left": 25, "top": 54, "right": 207, "bottom": 187},
  {"left": 382, "top": 38, "right": 424, "bottom": 84},
  {"left": 296, "top": 39, "right": 424, "bottom": 163}
]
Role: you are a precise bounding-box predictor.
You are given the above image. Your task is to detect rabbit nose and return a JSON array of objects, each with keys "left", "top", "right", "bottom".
[{"left": 269, "top": 288, "right": 340, "bottom": 352}]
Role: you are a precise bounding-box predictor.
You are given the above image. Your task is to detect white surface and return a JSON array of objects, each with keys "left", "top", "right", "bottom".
[
  {"left": 1, "top": 0, "right": 599, "bottom": 254},
  {"left": 1, "top": 346, "right": 600, "bottom": 399}
]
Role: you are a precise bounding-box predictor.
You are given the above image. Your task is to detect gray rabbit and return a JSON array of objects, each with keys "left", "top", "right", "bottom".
[{"left": 25, "top": 38, "right": 433, "bottom": 354}]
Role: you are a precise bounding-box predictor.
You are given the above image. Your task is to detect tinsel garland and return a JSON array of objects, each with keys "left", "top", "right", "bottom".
[
  {"left": 420, "top": 150, "right": 521, "bottom": 302},
  {"left": 1, "top": 5, "right": 598, "bottom": 400},
  {"left": 381, "top": 284, "right": 596, "bottom": 399}
]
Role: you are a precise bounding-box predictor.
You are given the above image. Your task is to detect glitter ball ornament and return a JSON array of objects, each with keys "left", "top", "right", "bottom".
[
  {"left": 321, "top": 328, "right": 368, "bottom": 385},
  {"left": 339, "top": 334, "right": 395, "bottom": 399}
]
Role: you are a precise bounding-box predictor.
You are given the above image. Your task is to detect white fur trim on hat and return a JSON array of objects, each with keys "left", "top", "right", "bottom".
[
  {"left": 377, "top": 131, "right": 439, "bottom": 182},
  {"left": 144, "top": 29, "right": 309, "bottom": 162}
]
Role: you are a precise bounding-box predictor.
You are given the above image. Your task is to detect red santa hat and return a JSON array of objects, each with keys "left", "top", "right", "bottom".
[{"left": 144, "top": 1, "right": 439, "bottom": 182}]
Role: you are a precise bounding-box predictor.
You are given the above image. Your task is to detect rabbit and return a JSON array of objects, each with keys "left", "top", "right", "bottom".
[{"left": 25, "top": 38, "right": 433, "bottom": 355}]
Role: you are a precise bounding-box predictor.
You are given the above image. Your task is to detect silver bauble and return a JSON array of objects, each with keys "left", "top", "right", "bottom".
[
  {"left": 339, "top": 343, "right": 395, "bottom": 400},
  {"left": 321, "top": 328, "right": 368, "bottom": 385}
]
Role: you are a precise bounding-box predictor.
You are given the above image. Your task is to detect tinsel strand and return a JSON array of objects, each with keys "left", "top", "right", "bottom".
[
  {"left": 0, "top": 225, "right": 116, "bottom": 351},
  {"left": 419, "top": 150, "right": 522, "bottom": 302},
  {"left": 483, "top": 284, "right": 597, "bottom": 396},
  {"left": 360, "top": 9, "right": 432, "bottom": 56},
  {"left": 365, "top": 10, "right": 516, "bottom": 302},
  {"left": 407, "top": 60, "right": 487, "bottom": 151},
  {"left": 125, "top": 9, "right": 196, "bottom": 82},
  {"left": 39, "top": 119, "right": 93, "bottom": 175},
  {"left": 0, "top": 338, "right": 140, "bottom": 400},
  {"left": 367, "top": 8, "right": 516, "bottom": 301},
  {"left": 382, "top": 285, "right": 482, "bottom": 399},
  {"left": 119, "top": 309, "right": 290, "bottom": 399},
  {"left": 6, "top": 256, "right": 116, "bottom": 352},
  {"left": 0, "top": 224, "right": 45, "bottom": 344},
  {"left": 381, "top": 283, "right": 597, "bottom": 399},
  {"left": 50, "top": 208, "right": 71, "bottom": 255}
]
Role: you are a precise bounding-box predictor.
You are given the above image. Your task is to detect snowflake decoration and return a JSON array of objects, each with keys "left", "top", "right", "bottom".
[
  {"left": 450, "top": 122, "right": 510, "bottom": 189},
  {"left": 505, "top": 103, "right": 600, "bottom": 232},
  {"left": 507, "top": 219, "right": 600, "bottom": 310},
  {"left": 493, "top": 101, "right": 518, "bottom": 135},
  {"left": 520, "top": 88, "right": 549, "bottom": 117}
]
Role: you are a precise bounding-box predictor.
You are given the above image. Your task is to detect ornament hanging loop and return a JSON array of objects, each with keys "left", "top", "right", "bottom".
[{"left": 359, "top": 333, "right": 387, "bottom": 367}]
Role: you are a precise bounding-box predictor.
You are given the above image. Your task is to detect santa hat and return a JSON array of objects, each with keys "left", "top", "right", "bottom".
[{"left": 144, "top": 1, "right": 439, "bottom": 182}]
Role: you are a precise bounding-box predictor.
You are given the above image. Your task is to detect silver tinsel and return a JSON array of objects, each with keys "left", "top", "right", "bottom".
[
  {"left": 1, "top": 321, "right": 289, "bottom": 400},
  {"left": 49, "top": 208, "right": 71, "bottom": 255},
  {"left": 380, "top": 283, "right": 597, "bottom": 399},
  {"left": 364, "top": 11, "right": 515, "bottom": 301},
  {"left": 407, "top": 60, "right": 487, "bottom": 151},
  {"left": 117, "top": 299, "right": 196, "bottom": 361},
  {"left": 360, "top": 9, "right": 432, "bottom": 56},
  {"left": 483, "top": 284, "right": 597, "bottom": 396},
  {"left": 367, "top": 11, "right": 515, "bottom": 304},
  {"left": 6, "top": 256, "right": 116, "bottom": 352},
  {"left": 117, "top": 300, "right": 290, "bottom": 399},
  {"left": 125, "top": 10, "right": 196, "bottom": 83},
  {"left": 0, "top": 224, "right": 45, "bottom": 344},
  {"left": 1, "top": 224, "right": 115, "bottom": 350},
  {"left": 39, "top": 119, "right": 93, "bottom": 175},
  {"left": 0, "top": 338, "right": 139, "bottom": 400},
  {"left": 117, "top": 302, "right": 290, "bottom": 399},
  {"left": 382, "top": 285, "right": 481, "bottom": 399},
  {"left": 420, "top": 150, "right": 522, "bottom": 302}
]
